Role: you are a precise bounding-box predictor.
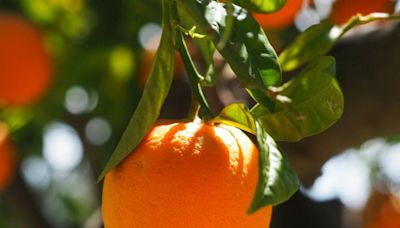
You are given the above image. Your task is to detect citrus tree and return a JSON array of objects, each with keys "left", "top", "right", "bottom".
[
  {"left": 1, "top": 0, "right": 399, "bottom": 227},
  {"left": 98, "top": 0, "right": 400, "bottom": 227}
]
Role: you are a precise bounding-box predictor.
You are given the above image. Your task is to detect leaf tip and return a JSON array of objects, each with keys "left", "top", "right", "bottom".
[
  {"left": 97, "top": 167, "right": 110, "bottom": 183},
  {"left": 246, "top": 200, "right": 262, "bottom": 215}
]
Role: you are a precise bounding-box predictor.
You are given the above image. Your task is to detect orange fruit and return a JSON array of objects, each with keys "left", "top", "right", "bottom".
[
  {"left": 102, "top": 121, "right": 272, "bottom": 227},
  {"left": 331, "top": 0, "right": 394, "bottom": 24},
  {"left": 364, "top": 192, "right": 400, "bottom": 228},
  {"left": 254, "top": 0, "right": 304, "bottom": 30},
  {"left": 0, "top": 122, "right": 15, "bottom": 191},
  {"left": 0, "top": 12, "right": 52, "bottom": 106}
]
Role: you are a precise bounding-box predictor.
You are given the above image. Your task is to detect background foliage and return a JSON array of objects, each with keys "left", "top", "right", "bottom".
[{"left": 1, "top": 0, "right": 400, "bottom": 227}]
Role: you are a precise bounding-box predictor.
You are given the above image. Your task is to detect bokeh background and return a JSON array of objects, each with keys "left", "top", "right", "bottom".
[{"left": 1, "top": 0, "right": 400, "bottom": 227}]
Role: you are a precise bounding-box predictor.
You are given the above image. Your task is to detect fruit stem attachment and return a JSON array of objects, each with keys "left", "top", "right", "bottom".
[
  {"left": 171, "top": 0, "right": 213, "bottom": 120},
  {"left": 177, "top": 30, "right": 213, "bottom": 120},
  {"left": 187, "top": 100, "right": 201, "bottom": 121}
]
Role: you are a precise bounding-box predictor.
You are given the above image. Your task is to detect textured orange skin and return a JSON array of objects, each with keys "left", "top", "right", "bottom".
[
  {"left": 0, "top": 123, "right": 15, "bottom": 191},
  {"left": 331, "top": 0, "right": 394, "bottom": 24},
  {"left": 0, "top": 12, "right": 52, "bottom": 106},
  {"left": 254, "top": 0, "right": 304, "bottom": 30},
  {"left": 102, "top": 122, "right": 272, "bottom": 227}
]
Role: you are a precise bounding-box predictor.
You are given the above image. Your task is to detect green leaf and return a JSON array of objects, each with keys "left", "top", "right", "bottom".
[
  {"left": 279, "top": 22, "right": 339, "bottom": 72},
  {"left": 248, "top": 120, "right": 300, "bottom": 214},
  {"left": 279, "top": 13, "right": 400, "bottom": 72},
  {"left": 179, "top": 0, "right": 281, "bottom": 89},
  {"left": 98, "top": 0, "right": 175, "bottom": 180},
  {"left": 201, "top": 1, "right": 282, "bottom": 109},
  {"left": 234, "top": 0, "right": 287, "bottom": 13},
  {"left": 253, "top": 56, "right": 344, "bottom": 141},
  {"left": 197, "top": 40, "right": 217, "bottom": 86},
  {"left": 302, "top": 54, "right": 336, "bottom": 75},
  {"left": 178, "top": 0, "right": 280, "bottom": 110},
  {"left": 246, "top": 88, "right": 276, "bottom": 111},
  {"left": 177, "top": 5, "right": 217, "bottom": 86},
  {"left": 209, "top": 103, "right": 256, "bottom": 134},
  {"left": 207, "top": 2, "right": 281, "bottom": 87}
]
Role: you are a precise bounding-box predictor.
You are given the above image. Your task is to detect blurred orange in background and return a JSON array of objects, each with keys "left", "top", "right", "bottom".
[
  {"left": 330, "top": 0, "right": 395, "bottom": 24},
  {"left": 0, "top": 12, "right": 52, "bottom": 106},
  {"left": 0, "top": 122, "right": 16, "bottom": 192},
  {"left": 363, "top": 191, "right": 400, "bottom": 228},
  {"left": 254, "top": 0, "right": 304, "bottom": 30}
]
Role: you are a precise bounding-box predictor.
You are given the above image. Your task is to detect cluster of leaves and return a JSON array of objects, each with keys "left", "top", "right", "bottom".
[{"left": 99, "top": 0, "right": 399, "bottom": 214}]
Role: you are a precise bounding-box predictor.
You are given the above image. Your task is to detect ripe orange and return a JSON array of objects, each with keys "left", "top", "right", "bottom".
[
  {"left": 0, "top": 12, "right": 52, "bottom": 106},
  {"left": 0, "top": 122, "right": 15, "bottom": 191},
  {"left": 102, "top": 121, "right": 272, "bottom": 227},
  {"left": 254, "top": 0, "right": 304, "bottom": 30},
  {"left": 330, "top": 0, "right": 394, "bottom": 24}
]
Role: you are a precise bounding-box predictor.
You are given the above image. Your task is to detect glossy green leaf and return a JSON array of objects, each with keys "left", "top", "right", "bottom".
[
  {"left": 209, "top": 103, "right": 256, "bottom": 134},
  {"left": 248, "top": 120, "right": 299, "bottom": 214},
  {"left": 98, "top": 0, "right": 175, "bottom": 180},
  {"left": 207, "top": 2, "right": 281, "bottom": 86},
  {"left": 279, "top": 13, "right": 400, "bottom": 72},
  {"left": 253, "top": 56, "right": 344, "bottom": 141},
  {"left": 178, "top": 0, "right": 280, "bottom": 110},
  {"left": 247, "top": 88, "right": 276, "bottom": 111},
  {"left": 234, "top": 0, "right": 287, "bottom": 13},
  {"left": 179, "top": 0, "right": 281, "bottom": 89},
  {"left": 303, "top": 54, "right": 336, "bottom": 75},
  {"left": 203, "top": 1, "right": 281, "bottom": 109},
  {"left": 279, "top": 22, "right": 339, "bottom": 72}
]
